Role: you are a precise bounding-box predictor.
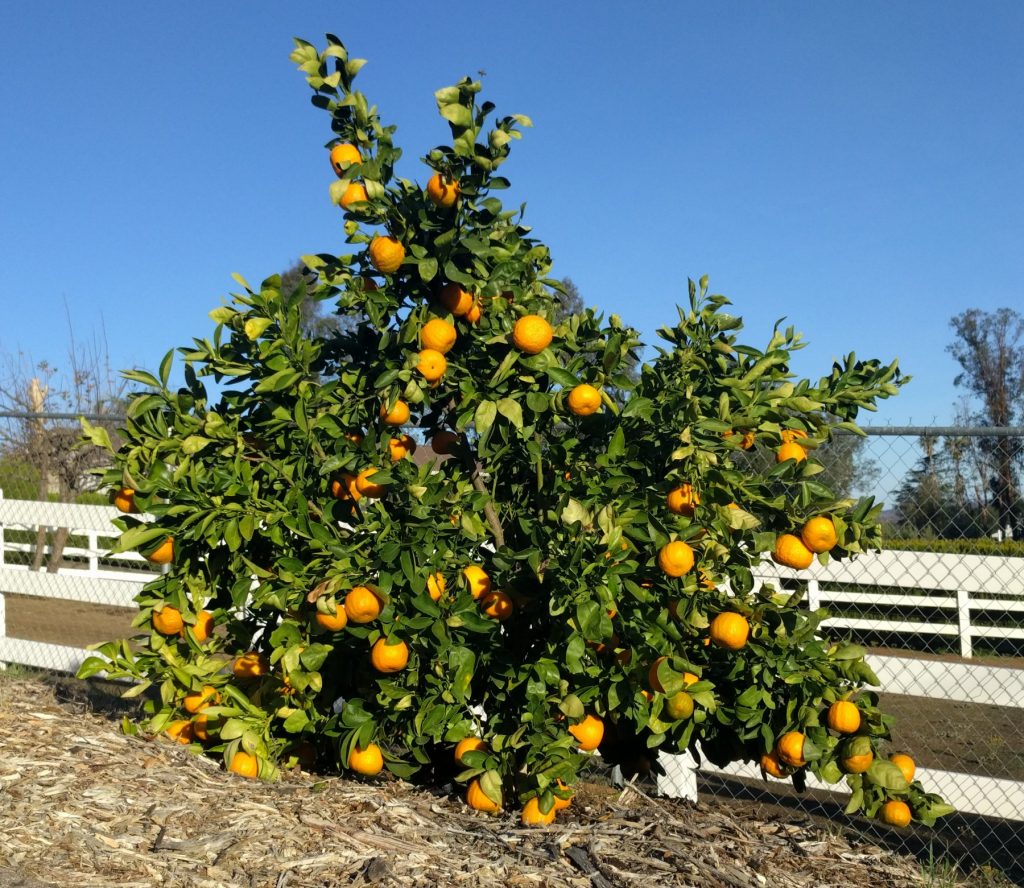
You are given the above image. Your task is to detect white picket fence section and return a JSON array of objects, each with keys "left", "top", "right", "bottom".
[{"left": 1, "top": 492, "right": 1023, "bottom": 820}]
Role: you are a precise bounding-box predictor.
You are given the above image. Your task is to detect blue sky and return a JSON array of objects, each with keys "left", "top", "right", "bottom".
[{"left": 1, "top": 1, "right": 1022, "bottom": 427}]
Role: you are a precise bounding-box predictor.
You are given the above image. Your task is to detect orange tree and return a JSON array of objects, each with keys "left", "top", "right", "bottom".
[{"left": 80, "top": 35, "right": 952, "bottom": 828}]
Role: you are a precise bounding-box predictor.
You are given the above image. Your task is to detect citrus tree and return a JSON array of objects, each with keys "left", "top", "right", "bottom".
[{"left": 80, "top": 35, "right": 952, "bottom": 829}]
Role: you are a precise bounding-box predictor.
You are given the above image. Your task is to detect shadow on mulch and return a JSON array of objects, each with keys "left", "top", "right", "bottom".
[{"left": 699, "top": 774, "right": 1023, "bottom": 887}]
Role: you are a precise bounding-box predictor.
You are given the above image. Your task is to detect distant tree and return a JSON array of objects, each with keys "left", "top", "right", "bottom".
[
  {"left": 947, "top": 308, "right": 1024, "bottom": 537},
  {"left": 813, "top": 434, "right": 880, "bottom": 499},
  {"left": 279, "top": 260, "right": 347, "bottom": 338},
  {"left": 551, "top": 277, "right": 584, "bottom": 323}
]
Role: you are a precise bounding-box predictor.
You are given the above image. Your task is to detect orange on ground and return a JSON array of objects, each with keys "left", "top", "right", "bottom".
[
  {"left": 776, "top": 441, "right": 808, "bottom": 463},
  {"left": 344, "top": 586, "right": 383, "bottom": 623},
  {"left": 772, "top": 534, "right": 815, "bottom": 570},
  {"left": 454, "top": 736, "right": 487, "bottom": 765},
  {"left": 183, "top": 685, "right": 219, "bottom": 714},
  {"left": 432, "top": 430, "right": 459, "bottom": 454},
  {"left": 890, "top": 753, "right": 916, "bottom": 784},
  {"left": 521, "top": 797, "right": 556, "bottom": 826},
  {"left": 879, "top": 800, "right": 912, "bottom": 827},
  {"left": 371, "top": 637, "right": 409, "bottom": 673},
  {"left": 420, "top": 318, "right": 457, "bottom": 353},
  {"left": 315, "top": 604, "right": 348, "bottom": 632},
  {"left": 368, "top": 235, "right": 405, "bottom": 274},
  {"left": 439, "top": 283, "right": 474, "bottom": 316},
  {"left": 228, "top": 750, "right": 259, "bottom": 778},
  {"left": 827, "top": 700, "right": 861, "bottom": 734},
  {"left": 152, "top": 605, "right": 184, "bottom": 636},
  {"left": 802, "top": 515, "right": 838, "bottom": 553},
  {"left": 389, "top": 434, "right": 416, "bottom": 461},
  {"left": 462, "top": 565, "right": 491, "bottom": 599},
  {"left": 511, "top": 315, "right": 553, "bottom": 354},
  {"left": 426, "top": 172, "right": 460, "bottom": 208},
  {"left": 355, "top": 467, "right": 386, "bottom": 498},
  {"left": 569, "top": 714, "right": 604, "bottom": 752},
  {"left": 380, "top": 399, "right": 410, "bottom": 426},
  {"left": 416, "top": 348, "right": 447, "bottom": 382},
  {"left": 466, "top": 778, "right": 502, "bottom": 812},
  {"left": 349, "top": 743, "right": 384, "bottom": 776},
  {"left": 329, "top": 143, "right": 361, "bottom": 175},
  {"left": 113, "top": 487, "right": 138, "bottom": 513},
  {"left": 657, "top": 540, "right": 695, "bottom": 577},
  {"left": 665, "top": 691, "right": 694, "bottom": 720},
  {"left": 480, "top": 590, "right": 513, "bottom": 621},
  {"left": 165, "top": 720, "right": 194, "bottom": 744},
  {"left": 776, "top": 731, "right": 807, "bottom": 767},
  {"left": 340, "top": 181, "right": 368, "bottom": 209},
  {"left": 147, "top": 537, "right": 174, "bottom": 565},
  {"left": 427, "top": 572, "right": 446, "bottom": 602},
  {"left": 667, "top": 484, "right": 700, "bottom": 516},
  {"left": 566, "top": 384, "right": 601, "bottom": 416},
  {"left": 233, "top": 651, "right": 269, "bottom": 680},
  {"left": 761, "top": 751, "right": 790, "bottom": 779},
  {"left": 710, "top": 612, "right": 750, "bottom": 650}
]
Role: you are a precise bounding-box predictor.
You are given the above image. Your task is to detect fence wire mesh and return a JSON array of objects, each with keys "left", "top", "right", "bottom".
[{"left": 0, "top": 414, "right": 1022, "bottom": 881}]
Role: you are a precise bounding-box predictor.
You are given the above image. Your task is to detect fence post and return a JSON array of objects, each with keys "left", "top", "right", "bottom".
[
  {"left": 957, "top": 588, "right": 972, "bottom": 658},
  {"left": 87, "top": 531, "right": 99, "bottom": 576},
  {"left": 806, "top": 578, "right": 820, "bottom": 612}
]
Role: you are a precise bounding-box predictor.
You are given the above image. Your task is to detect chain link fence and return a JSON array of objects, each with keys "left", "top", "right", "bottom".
[{"left": 1, "top": 414, "right": 1022, "bottom": 882}]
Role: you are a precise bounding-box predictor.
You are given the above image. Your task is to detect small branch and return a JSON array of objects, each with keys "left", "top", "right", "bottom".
[{"left": 459, "top": 444, "right": 505, "bottom": 549}]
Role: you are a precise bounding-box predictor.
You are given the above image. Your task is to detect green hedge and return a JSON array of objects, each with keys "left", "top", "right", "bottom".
[{"left": 882, "top": 537, "right": 1024, "bottom": 557}]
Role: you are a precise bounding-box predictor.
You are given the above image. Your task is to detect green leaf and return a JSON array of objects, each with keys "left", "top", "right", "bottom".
[
  {"left": 496, "top": 398, "right": 523, "bottom": 429},
  {"left": 866, "top": 759, "right": 909, "bottom": 792},
  {"left": 475, "top": 400, "right": 497, "bottom": 438},
  {"left": 80, "top": 418, "right": 113, "bottom": 453},
  {"left": 560, "top": 498, "right": 592, "bottom": 529},
  {"left": 181, "top": 435, "right": 213, "bottom": 455}
]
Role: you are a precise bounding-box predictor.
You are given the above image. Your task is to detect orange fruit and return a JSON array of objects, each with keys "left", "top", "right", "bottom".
[
  {"left": 233, "top": 651, "right": 269, "bottom": 680},
  {"left": 648, "top": 657, "right": 668, "bottom": 692},
  {"left": 827, "top": 700, "right": 861, "bottom": 734},
  {"left": 147, "top": 536, "right": 174, "bottom": 565},
  {"left": 389, "top": 434, "right": 417, "bottom": 461},
  {"left": 552, "top": 779, "right": 573, "bottom": 811},
  {"left": 345, "top": 586, "right": 383, "bottom": 623},
  {"left": 511, "top": 315, "right": 553, "bottom": 354},
  {"left": 315, "top": 603, "right": 348, "bottom": 632},
  {"left": 657, "top": 540, "right": 695, "bottom": 577},
  {"left": 380, "top": 399, "right": 410, "bottom": 426},
  {"left": 568, "top": 714, "right": 604, "bottom": 752},
  {"left": 462, "top": 565, "right": 491, "bottom": 599},
  {"left": 682, "top": 671, "right": 699, "bottom": 686},
  {"left": 426, "top": 172, "right": 460, "bottom": 208},
  {"left": 781, "top": 429, "right": 808, "bottom": 444},
  {"left": 776, "top": 441, "right": 807, "bottom": 463},
  {"left": 840, "top": 743, "right": 873, "bottom": 774},
  {"left": 439, "top": 283, "right": 474, "bottom": 316},
  {"left": 368, "top": 235, "right": 405, "bottom": 274},
  {"left": 773, "top": 533, "right": 815, "bottom": 570},
  {"left": 566, "top": 384, "right": 601, "bottom": 416},
  {"left": 152, "top": 605, "right": 184, "bottom": 636},
  {"left": 183, "top": 685, "right": 219, "bottom": 715},
  {"left": 465, "top": 301, "right": 483, "bottom": 323},
  {"left": 521, "top": 797, "right": 556, "bottom": 826},
  {"left": 667, "top": 484, "right": 700, "bottom": 517},
  {"left": 466, "top": 778, "right": 502, "bottom": 812},
  {"left": 191, "top": 713, "right": 211, "bottom": 741},
  {"left": 801, "top": 516, "right": 838, "bottom": 553},
  {"left": 760, "top": 751, "right": 790, "bottom": 779},
  {"left": 665, "top": 691, "right": 695, "bottom": 720},
  {"left": 165, "top": 719, "right": 194, "bottom": 744},
  {"left": 329, "top": 143, "right": 361, "bottom": 175},
  {"left": 340, "top": 181, "right": 368, "bottom": 209},
  {"left": 879, "top": 799, "right": 912, "bottom": 827},
  {"left": 454, "top": 736, "right": 486, "bottom": 765},
  {"left": 710, "top": 612, "right": 750, "bottom": 650},
  {"left": 186, "top": 609, "right": 214, "bottom": 642},
  {"left": 228, "top": 750, "right": 259, "bottom": 778},
  {"left": 371, "top": 637, "right": 409, "bottom": 673},
  {"left": 113, "top": 487, "right": 138, "bottom": 513},
  {"left": 480, "top": 590, "right": 513, "bottom": 621},
  {"left": 776, "top": 731, "right": 807, "bottom": 767},
  {"left": 723, "top": 429, "right": 755, "bottom": 450},
  {"left": 421, "top": 318, "right": 457, "bottom": 353},
  {"left": 427, "top": 572, "right": 446, "bottom": 602},
  {"left": 889, "top": 753, "right": 916, "bottom": 783},
  {"left": 349, "top": 743, "right": 384, "bottom": 776},
  {"left": 432, "top": 430, "right": 459, "bottom": 454},
  {"left": 416, "top": 348, "right": 447, "bottom": 382},
  {"left": 355, "top": 467, "right": 386, "bottom": 498},
  {"left": 330, "top": 473, "right": 361, "bottom": 502},
  {"left": 359, "top": 277, "right": 379, "bottom": 292}
]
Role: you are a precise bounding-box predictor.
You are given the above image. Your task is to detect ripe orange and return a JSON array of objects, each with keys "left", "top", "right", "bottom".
[
  {"left": 480, "top": 590, "right": 513, "bottom": 621},
  {"left": 340, "top": 181, "right": 368, "bottom": 209},
  {"left": 761, "top": 751, "right": 790, "bottom": 779},
  {"left": 113, "top": 486, "right": 138, "bottom": 513},
  {"left": 827, "top": 700, "right": 861, "bottom": 734},
  {"left": 521, "top": 797, "right": 556, "bottom": 826},
  {"left": 568, "top": 714, "right": 604, "bottom": 752},
  {"left": 879, "top": 799, "right": 912, "bottom": 827},
  {"left": 432, "top": 430, "right": 459, "bottom": 454},
  {"left": 512, "top": 315, "right": 553, "bottom": 354},
  {"left": 315, "top": 603, "right": 348, "bottom": 632},
  {"left": 147, "top": 536, "right": 175, "bottom": 565},
  {"left": 349, "top": 743, "right": 384, "bottom": 776},
  {"left": 165, "top": 719, "right": 194, "bottom": 744},
  {"left": 454, "top": 736, "right": 487, "bottom": 765},
  {"left": 344, "top": 586, "right": 383, "bottom": 623},
  {"left": 371, "top": 637, "right": 409, "bottom": 672},
  {"left": 186, "top": 609, "right": 214, "bottom": 642},
  {"left": 330, "top": 472, "right": 361, "bottom": 502},
  {"left": 665, "top": 691, "right": 695, "bottom": 720},
  {"left": 566, "top": 384, "right": 601, "bottom": 416},
  {"left": 667, "top": 484, "right": 700, "bottom": 517},
  {"left": 776, "top": 441, "right": 808, "bottom": 463},
  {"left": 465, "top": 301, "right": 483, "bottom": 323},
  {"left": 781, "top": 429, "right": 808, "bottom": 444},
  {"left": 191, "top": 713, "right": 211, "bottom": 742},
  {"left": 772, "top": 534, "right": 814, "bottom": 570},
  {"left": 801, "top": 516, "right": 838, "bottom": 553},
  {"left": 709, "top": 612, "right": 750, "bottom": 650},
  {"left": 657, "top": 540, "right": 695, "bottom": 577},
  {"left": 228, "top": 750, "right": 259, "bottom": 778},
  {"left": 466, "top": 778, "right": 502, "bottom": 812},
  {"left": 439, "top": 283, "right": 474, "bottom": 316},
  {"left": 723, "top": 429, "right": 756, "bottom": 450},
  {"left": 776, "top": 731, "right": 807, "bottom": 767},
  {"left": 682, "top": 671, "right": 699, "bottom": 687},
  {"left": 462, "top": 565, "right": 491, "bottom": 600},
  {"left": 552, "top": 779, "right": 574, "bottom": 811},
  {"left": 426, "top": 172, "right": 460, "bottom": 208},
  {"left": 427, "top": 572, "right": 446, "bottom": 602},
  {"left": 233, "top": 651, "right": 269, "bottom": 680},
  {"left": 421, "top": 318, "right": 457, "bottom": 353},
  {"left": 355, "top": 467, "right": 386, "bottom": 498},
  {"left": 380, "top": 399, "right": 410, "bottom": 426},
  {"left": 368, "top": 235, "right": 405, "bottom": 274},
  {"left": 648, "top": 657, "right": 668, "bottom": 693},
  {"left": 329, "top": 143, "right": 361, "bottom": 175},
  {"left": 840, "top": 743, "right": 873, "bottom": 774},
  {"left": 389, "top": 434, "right": 416, "bottom": 461},
  {"left": 416, "top": 348, "right": 447, "bottom": 382},
  {"left": 889, "top": 753, "right": 916, "bottom": 784},
  {"left": 152, "top": 605, "right": 184, "bottom": 636},
  {"left": 183, "top": 685, "right": 219, "bottom": 714}
]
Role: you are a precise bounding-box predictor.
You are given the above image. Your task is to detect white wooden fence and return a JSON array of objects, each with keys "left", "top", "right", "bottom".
[{"left": 1, "top": 492, "right": 1022, "bottom": 820}]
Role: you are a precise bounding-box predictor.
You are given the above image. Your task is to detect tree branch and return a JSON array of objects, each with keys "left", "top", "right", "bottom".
[{"left": 459, "top": 442, "right": 505, "bottom": 549}]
